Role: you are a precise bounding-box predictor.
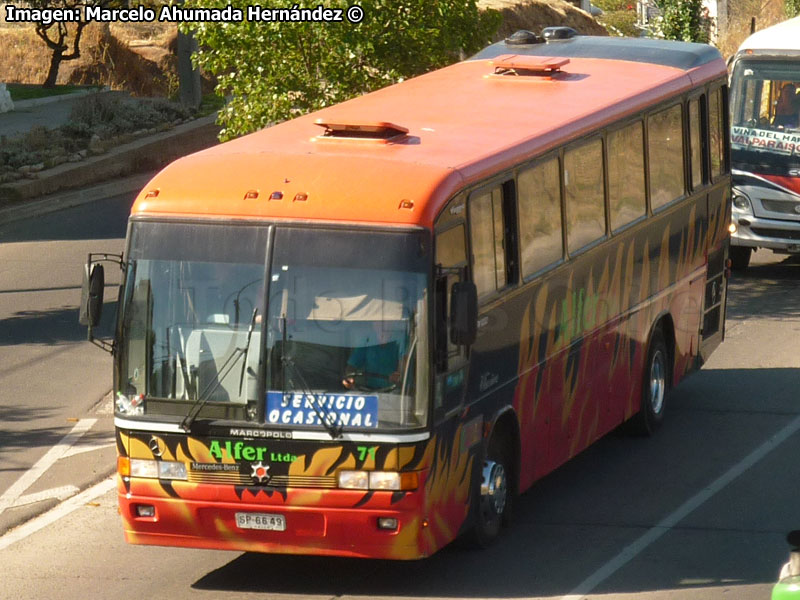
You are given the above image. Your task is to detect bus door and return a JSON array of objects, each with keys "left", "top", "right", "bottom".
[{"left": 433, "top": 221, "right": 470, "bottom": 422}]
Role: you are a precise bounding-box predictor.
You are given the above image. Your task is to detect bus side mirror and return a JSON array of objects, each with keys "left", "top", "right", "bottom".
[
  {"left": 450, "top": 281, "right": 477, "bottom": 347},
  {"left": 79, "top": 262, "right": 105, "bottom": 332}
]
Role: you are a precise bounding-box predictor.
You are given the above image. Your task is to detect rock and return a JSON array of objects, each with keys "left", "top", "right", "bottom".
[
  {"left": 69, "top": 153, "right": 83, "bottom": 162},
  {"left": 78, "top": 149, "right": 88, "bottom": 158},
  {"left": 29, "top": 162, "right": 45, "bottom": 172},
  {"left": 88, "top": 134, "right": 105, "bottom": 154},
  {"left": 0, "top": 83, "right": 14, "bottom": 113}
]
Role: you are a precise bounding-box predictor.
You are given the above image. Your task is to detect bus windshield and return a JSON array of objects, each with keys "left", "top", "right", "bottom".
[
  {"left": 116, "top": 222, "right": 430, "bottom": 432},
  {"left": 730, "top": 58, "right": 800, "bottom": 174},
  {"left": 264, "top": 227, "right": 430, "bottom": 432}
]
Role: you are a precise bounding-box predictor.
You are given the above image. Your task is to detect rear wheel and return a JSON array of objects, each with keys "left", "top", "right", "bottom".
[
  {"left": 729, "top": 246, "right": 752, "bottom": 271},
  {"left": 629, "top": 328, "right": 669, "bottom": 436},
  {"left": 469, "top": 437, "right": 514, "bottom": 547}
]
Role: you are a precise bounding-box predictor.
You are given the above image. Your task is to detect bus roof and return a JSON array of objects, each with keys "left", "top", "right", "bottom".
[
  {"left": 736, "top": 17, "right": 800, "bottom": 53},
  {"left": 132, "top": 36, "right": 725, "bottom": 229}
]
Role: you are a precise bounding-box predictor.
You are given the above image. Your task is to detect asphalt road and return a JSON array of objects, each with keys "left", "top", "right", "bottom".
[
  {"left": 1, "top": 194, "right": 799, "bottom": 599},
  {"left": 0, "top": 191, "right": 131, "bottom": 532}
]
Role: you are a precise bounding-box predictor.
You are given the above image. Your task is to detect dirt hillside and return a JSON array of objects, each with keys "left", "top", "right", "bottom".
[
  {"left": 0, "top": 1, "right": 606, "bottom": 93},
  {"left": 480, "top": 0, "right": 608, "bottom": 39}
]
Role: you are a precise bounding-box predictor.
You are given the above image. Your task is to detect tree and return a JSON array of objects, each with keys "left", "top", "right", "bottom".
[
  {"left": 31, "top": 0, "right": 121, "bottom": 88},
  {"left": 653, "top": 0, "right": 711, "bottom": 43},
  {"left": 181, "top": 0, "right": 500, "bottom": 140}
]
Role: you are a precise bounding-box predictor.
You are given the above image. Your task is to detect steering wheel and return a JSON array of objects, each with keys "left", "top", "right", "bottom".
[{"left": 343, "top": 369, "right": 397, "bottom": 393}]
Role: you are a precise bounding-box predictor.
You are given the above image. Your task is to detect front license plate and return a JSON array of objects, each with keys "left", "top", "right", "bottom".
[{"left": 235, "top": 512, "right": 286, "bottom": 531}]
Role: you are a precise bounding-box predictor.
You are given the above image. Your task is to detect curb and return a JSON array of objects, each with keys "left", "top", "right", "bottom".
[
  {"left": 0, "top": 113, "right": 220, "bottom": 206},
  {"left": 0, "top": 171, "right": 156, "bottom": 226}
]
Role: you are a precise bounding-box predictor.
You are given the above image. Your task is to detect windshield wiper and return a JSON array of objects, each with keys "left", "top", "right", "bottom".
[
  {"left": 279, "top": 312, "right": 342, "bottom": 440},
  {"left": 180, "top": 308, "right": 259, "bottom": 433}
]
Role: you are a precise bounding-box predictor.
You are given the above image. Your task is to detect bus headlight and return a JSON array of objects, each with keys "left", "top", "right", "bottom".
[
  {"left": 338, "top": 470, "right": 369, "bottom": 489},
  {"left": 338, "top": 470, "right": 418, "bottom": 490},
  {"left": 732, "top": 194, "right": 752, "bottom": 214},
  {"left": 129, "top": 459, "right": 187, "bottom": 480}
]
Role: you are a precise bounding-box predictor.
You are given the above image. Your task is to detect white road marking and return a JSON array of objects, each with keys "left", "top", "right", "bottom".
[
  {"left": 11, "top": 485, "right": 80, "bottom": 508},
  {"left": 0, "top": 418, "right": 96, "bottom": 515},
  {"left": 0, "top": 477, "right": 115, "bottom": 551},
  {"left": 561, "top": 412, "right": 800, "bottom": 600},
  {"left": 61, "top": 441, "right": 115, "bottom": 459}
]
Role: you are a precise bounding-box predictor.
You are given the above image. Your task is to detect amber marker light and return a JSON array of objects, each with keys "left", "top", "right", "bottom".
[
  {"left": 145, "top": 189, "right": 159, "bottom": 198},
  {"left": 118, "top": 456, "right": 131, "bottom": 477},
  {"left": 398, "top": 199, "right": 414, "bottom": 210},
  {"left": 293, "top": 192, "right": 308, "bottom": 202},
  {"left": 729, "top": 223, "right": 737, "bottom": 234},
  {"left": 244, "top": 190, "right": 259, "bottom": 200}
]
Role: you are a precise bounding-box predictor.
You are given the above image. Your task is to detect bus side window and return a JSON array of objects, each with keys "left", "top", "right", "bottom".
[
  {"left": 648, "top": 103, "right": 685, "bottom": 210},
  {"left": 708, "top": 87, "right": 727, "bottom": 180},
  {"left": 564, "top": 138, "right": 606, "bottom": 254},
  {"left": 434, "top": 224, "right": 468, "bottom": 412},
  {"left": 470, "top": 185, "right": 507, "bottom": 300},
  {"left": 688, "top": 98, "right": 705, "bottom": 190},
  {"left": 518, "top": 156, "right": 563, "bottom": 277},
  {"left": 608, "top": 120, "right": 646, "bottom": 231}
]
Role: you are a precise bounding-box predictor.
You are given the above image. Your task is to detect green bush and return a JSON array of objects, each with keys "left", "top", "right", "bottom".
[{"left": 182, "top": 0, "right": 501, "bottom": 140}]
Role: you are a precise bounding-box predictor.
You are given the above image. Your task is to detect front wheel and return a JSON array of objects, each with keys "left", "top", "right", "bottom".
[
  {"left": 629, "top": 328, "right": 669, "bottom": 436},
  {"left": 469, "top": 438, "right": 513, "bottom": 547},
  {"left": 730, "top": 246, "right": 752, "bottom": 271}
]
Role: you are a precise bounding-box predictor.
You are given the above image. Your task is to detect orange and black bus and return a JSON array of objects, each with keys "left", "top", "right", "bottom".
[{"left": 81, "top": 29, "right": 730, "bottom": 559}]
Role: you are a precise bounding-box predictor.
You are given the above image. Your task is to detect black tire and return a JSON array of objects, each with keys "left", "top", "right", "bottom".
[
  {"left": 469, "top": 436, "right": 514, "bottom": 548},
  {"left": 629, "top": 328, "right": 670, "bottom": 436},
  {"left": 729, "top": 246, "right": 752, "bottom": 271}
]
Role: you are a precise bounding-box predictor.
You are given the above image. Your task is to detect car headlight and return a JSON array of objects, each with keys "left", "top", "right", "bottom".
[{"left": 732, "top": 194, "right": 752, "bottom": 214}]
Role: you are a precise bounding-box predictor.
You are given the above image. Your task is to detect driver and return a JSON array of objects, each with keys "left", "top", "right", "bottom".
[{"left": 341, "top": 322, "right": 406, "bottom": 391}]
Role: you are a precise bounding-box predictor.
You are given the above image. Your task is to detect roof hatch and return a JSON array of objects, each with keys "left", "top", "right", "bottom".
[
  {"left": 489, "top": 54, "right": 570, "bottom": 79},
  {"left": 313, "top": 119, "right": 409, "bottom": 143}
]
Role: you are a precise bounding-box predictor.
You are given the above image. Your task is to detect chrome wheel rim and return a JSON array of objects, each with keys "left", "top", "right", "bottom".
[
  {"left": 480, "top": 460, "right": 507, "bottom": 518},
  {"left": 649, "top": 349, "right": 666, "bottom": 415}
]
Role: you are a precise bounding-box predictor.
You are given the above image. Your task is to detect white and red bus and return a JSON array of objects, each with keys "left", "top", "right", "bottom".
[{"left": 729, "top": 17, "right": 800, "bottom": 269}]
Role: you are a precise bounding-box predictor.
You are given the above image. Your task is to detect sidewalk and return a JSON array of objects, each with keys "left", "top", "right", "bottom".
[{"left": 0, "top": 90, "right": 109, "bottom": 138}]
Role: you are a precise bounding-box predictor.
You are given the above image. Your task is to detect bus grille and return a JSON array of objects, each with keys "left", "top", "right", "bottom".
[
  {"left": 188, "top": 471, "right": 338, "bottom": 488},
  {"left": 751, "top": 227, "right": 800, "bottom": 240},
  {"left": 761, "top": 199, "right": 800, "bottom": 215}
]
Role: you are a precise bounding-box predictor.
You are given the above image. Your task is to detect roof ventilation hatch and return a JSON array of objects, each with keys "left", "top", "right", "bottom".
[
  {"left": 488, "top": 54, "right": 570, "bottom": 79},
  {"left": 313, "top": 119, "right": 409, "bottom": 143}
]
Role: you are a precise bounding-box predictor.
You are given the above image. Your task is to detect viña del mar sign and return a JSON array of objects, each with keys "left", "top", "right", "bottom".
[{"left": 731, "top": 126, "right": 800, "bottom": 157}]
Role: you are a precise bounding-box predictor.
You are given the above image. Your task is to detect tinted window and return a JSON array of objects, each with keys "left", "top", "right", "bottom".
[
  {"left": 689, "top": 98, "right": 704, "bottom": 189},
  {"left": 518, "top": 157, "right": 563, "bottom": 276},
  {"left": 608, "top": 121, "right": 646, "bottom": 231},
  {"left": 709, "top": 87, "right": 726, "bottom": 179},
  {"left": 470, "top": 186, "right": 506, "bottom": 300},
  {"left": 649, "top": 104, "right": 685, "bottom": 210},
  {"left": 564, "top": 139, "right": 605, "bottom": 253}
]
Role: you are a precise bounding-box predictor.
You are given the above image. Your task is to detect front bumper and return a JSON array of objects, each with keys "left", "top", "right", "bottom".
[
  {"left": 731, "top": 213, "right": 800, "bottom": 251},
  {"left": 118, "top": 475, "right": 434, "bottom": 559}
]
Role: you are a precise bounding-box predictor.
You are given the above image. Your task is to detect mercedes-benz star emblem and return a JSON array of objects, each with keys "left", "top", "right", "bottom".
[
  {"left": 250, "top": 461, "right": 270, "bottom": 483},
  {"left": 148, "top": 436, "right": 163, "bottom": 457}
]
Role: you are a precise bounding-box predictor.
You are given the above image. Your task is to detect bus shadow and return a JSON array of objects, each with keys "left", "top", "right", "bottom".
[
  {"left": 192, "top": 366, "right": 800, "bottom": 597},
  {"left": 727, "top": 253, "right": 800, "bottom": 321},
  {"left": 0, "top": 193, "right": 131, "bottom": 243},
  {"left": 0, "top": 300, "right": 117, "bottom": 347}
]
